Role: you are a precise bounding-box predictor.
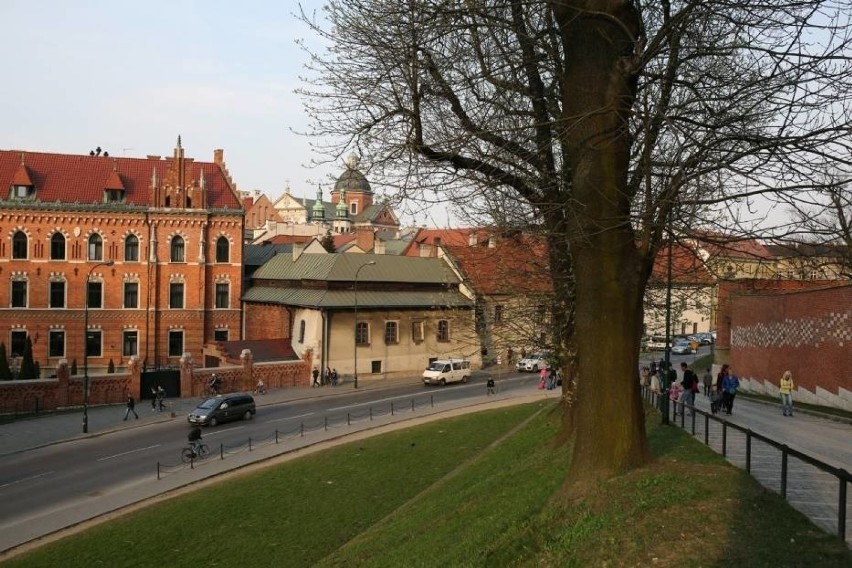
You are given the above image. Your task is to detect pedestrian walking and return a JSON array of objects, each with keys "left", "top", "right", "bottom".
[
  {"left": 486, "top": 376, "right": 496, "bottom": 396},
  {"left": 156, "top": 385, "right": 166, "bottom": 412},
  {"left": 680, "top": 362, "right": 698, "bottom": 415},
  {"left": 779, "top": 370, "right": 795, "bottom": 417},
  {"left": 547, "top": 367, "right": 557, "bottom": 390},
  {"left": 150, "top": 387, "right": 158, "bottom": 411},
  {"left": 123, "top": 393, "right": 139, "bottom": 420},
  {"left": 312, "top": 367, "right": 320, "bottom": 387},
  {"left": 702, "top": 367, "right": 713, "bottom": 398},
  {"left": 538, "top": 367, "right": 547, "bottom": 389},
  {"left": 640, "top": 366, "right": 650, "bottom": 387},
  {"left": 721, "top": 367, "right": 740, "bottom": 415}
]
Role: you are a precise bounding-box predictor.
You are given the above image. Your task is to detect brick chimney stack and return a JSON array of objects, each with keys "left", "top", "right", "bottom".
[{"left": 213, "top": 149, "right": 224, "bottom": 165}]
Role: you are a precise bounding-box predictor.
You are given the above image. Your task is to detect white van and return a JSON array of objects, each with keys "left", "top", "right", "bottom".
[{"left": 422, "top": 359, "right": 471, "bottom": 386}]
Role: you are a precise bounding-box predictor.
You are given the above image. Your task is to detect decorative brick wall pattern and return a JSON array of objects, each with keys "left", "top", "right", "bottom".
[{"left": 727, "top": 283, "right": 851, "bottom": 398}]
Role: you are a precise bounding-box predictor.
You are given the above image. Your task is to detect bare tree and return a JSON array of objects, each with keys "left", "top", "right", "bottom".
[{"left": 298, "top": 0, "right": 852, "bottom": 482}]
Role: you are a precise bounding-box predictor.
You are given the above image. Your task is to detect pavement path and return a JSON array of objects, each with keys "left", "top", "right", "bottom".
[{"left": 658, "top": 390, "right": 852, "bottom": 547}]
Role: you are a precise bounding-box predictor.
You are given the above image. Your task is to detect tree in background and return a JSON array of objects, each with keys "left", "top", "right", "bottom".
[
  {"left": 19, "top": 336, "right": 37, "bottom": 380},
  {"left": 321, "top": 230, "right": 336, "bottom": 253},
  {"left": 0, "top": 343, "right": 12, "bottom": 381},
  {"left": 300, "top": 0, "right": 852, "bottom": 482}
]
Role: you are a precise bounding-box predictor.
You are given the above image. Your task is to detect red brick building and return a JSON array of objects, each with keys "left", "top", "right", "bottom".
[{"left": 0, "top": 139, "right": 244, "bottom": 377}]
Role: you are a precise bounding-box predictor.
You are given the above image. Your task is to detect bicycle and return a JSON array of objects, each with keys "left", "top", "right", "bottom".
[
  {"left": 181, "top": 442, "right": 210, "bottom": 463},
  {"left": 201, "top": 385, "right": 220, "bottom": 399}
]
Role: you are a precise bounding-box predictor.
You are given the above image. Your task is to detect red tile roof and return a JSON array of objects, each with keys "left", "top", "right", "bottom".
[
  {"left": 444, "top": 233, "right": 552, "bottom": 295},
  {"left": 0, "top": 149, "right": 242, "bottom": 209},
  {"left": 650, "top": 243, "right": 715, "bottom": 285},
  {"left": 11, "top": 161, "right": 34, "bottom": 186},
  {"left": 691, "top": 233, "right": 773, "bottom": 261}
]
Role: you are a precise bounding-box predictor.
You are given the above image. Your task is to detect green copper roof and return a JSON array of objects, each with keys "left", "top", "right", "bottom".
[{"left": 252, "top": 252, "right": 461, "bottom": 285}]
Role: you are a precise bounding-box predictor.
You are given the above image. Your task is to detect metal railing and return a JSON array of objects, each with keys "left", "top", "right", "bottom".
[
  {"left": 157, "top": 395, "right": 437, "bottom": 479},
  {"left": 642, "top": 386, "right": 850, "bottom": 543}
]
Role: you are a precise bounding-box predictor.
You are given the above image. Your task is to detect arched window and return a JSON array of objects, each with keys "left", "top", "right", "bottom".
[
  {"left": 12, "top": 231, "right": 27, "bottom": 259},
  {"left": 50, "top": 233, "right": 66, "bottom": 260},
  {"left": 124, "top": 234, "right": 139, "bottom": 262},
  {"left": 88, "top": 234, "right": 103, "bottom": 261},
  {"left": 299, "top": 320, "right": 306, "bottom": 343},
  {"left": 170, "top": 236, "right": 185, "bottom": 262},
  {"left": 216, "top": 236, "right": 230, "bottom": 263}
]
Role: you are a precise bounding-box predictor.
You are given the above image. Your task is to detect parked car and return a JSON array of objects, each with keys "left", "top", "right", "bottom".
[
  {"left": 422, "top": 359, "right": 471, "bottom": 386},
  {"left": 516, "top": 352, "right": 549, "bottom": 372},
  {"left": 694, "top": 332, "right": 714, "bottom": 345},
  {"left": 188, "top": 393, "right": 256, "bottom": 427},
  {"left": 643, "top": 336, "right": 668, "bottom": 351},
  {"left": 671, "top": 339, "right": 696, "bottom": 355}
]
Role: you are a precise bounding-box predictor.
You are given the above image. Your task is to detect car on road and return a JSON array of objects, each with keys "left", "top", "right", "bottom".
[
  {"left": 422, "top": 358, "right": 471, "bottom": 386},
  {"left": 188, "top": 393, "right": 256, "bottom": 427},
  {"left": 643, "top": 336, "right": 668, "bottom": 351},
  {"left": 516, "top": 352, "right": 549, "bottom": 372},
  {"left": 671, "top": 339, "right": 696, "bottom": 355},
  {"left": 694, "top": 332, "right": 714, "bottom": 345}
]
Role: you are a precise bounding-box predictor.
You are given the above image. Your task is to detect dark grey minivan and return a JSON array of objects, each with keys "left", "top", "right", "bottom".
[{"left": 188, "top": 393, "right": 256, "bottom": 427}]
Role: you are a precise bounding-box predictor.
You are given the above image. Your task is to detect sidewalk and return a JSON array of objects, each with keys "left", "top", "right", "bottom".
[
  {"left": 663, "top": 392, "right": 852, "bottom": 547},
  {"left": 0, "top": 374, "right": 426, "bottom": 457}
]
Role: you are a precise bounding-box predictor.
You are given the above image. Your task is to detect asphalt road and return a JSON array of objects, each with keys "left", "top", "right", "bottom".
[{"left": 0, "top": 372, "right": 541, "bottom": 551}]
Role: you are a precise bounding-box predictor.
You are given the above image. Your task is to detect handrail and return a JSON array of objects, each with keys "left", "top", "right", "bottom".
[{"left": 641, "top": 385, "right": 850, "bottom": 542}]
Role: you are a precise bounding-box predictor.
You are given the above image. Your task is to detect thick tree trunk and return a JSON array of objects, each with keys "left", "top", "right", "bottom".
[{"left": 552, "top": 0, "right": 650, "bottom": 480}]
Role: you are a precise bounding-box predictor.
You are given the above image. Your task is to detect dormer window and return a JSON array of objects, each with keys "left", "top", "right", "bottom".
[
  {"left": 10, "top": 184, "right": 33, "bottom": 200},
  {"left": 104, "top": 189, "right": 125, "bottom": 203}
]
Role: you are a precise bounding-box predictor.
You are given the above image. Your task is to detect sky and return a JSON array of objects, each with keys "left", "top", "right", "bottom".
[
  {"left": 0, "top": 1, "right": 405, "bottom": 218},
  {"left": 0, "top": 1, "right": 807, "bottom": 233}
]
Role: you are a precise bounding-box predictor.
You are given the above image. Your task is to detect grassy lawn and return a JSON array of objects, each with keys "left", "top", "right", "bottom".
[{"left": 4, "top": 401, "right": 850, "bottom": 567}]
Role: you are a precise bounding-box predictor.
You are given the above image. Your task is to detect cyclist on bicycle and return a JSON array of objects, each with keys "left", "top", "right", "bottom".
[
  {"left": 208, "top": 374, "right": 221, "bottom": 395},
  {"left": 188, "top": 426, "right": 203, "bottom": 456}
]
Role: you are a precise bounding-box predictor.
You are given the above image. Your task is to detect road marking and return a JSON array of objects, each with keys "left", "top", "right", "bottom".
[
  {"left": 269, "top": 412, "right": 314, "bottom": 423},
  {"left": 97, "top": 444, "right": 161, "bottom": 461},
  {"left": 0, "top": 470, "right": 55, "bottom": 488}
]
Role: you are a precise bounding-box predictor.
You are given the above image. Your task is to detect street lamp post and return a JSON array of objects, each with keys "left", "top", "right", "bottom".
[
  {"left": 661, "top": 216, "right": 674, "bottom": 426},
  {"left": 353, "top": 261, "right": 376, "bottom": 389},
  {"left": 83, "top": 259, "right": 114, "bottom": 433}
]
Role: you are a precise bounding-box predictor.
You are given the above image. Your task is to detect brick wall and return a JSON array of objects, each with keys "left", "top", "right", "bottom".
[
  {"left": 244, "top": 303, "right": 291, "bottom": 340},
  {"left": 721, "top": 280, "right": 851, "bottom": 395}
]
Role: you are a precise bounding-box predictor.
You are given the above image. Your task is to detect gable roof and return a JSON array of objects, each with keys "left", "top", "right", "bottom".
[
  {"left": 649, "top": 242, "right": 716, "bottom": 286},
  {"left": 253, "top": 252, "right": 461, "bottom": 284},
  {"left": 0, "top": 149, "right": 242, "bottom": 209},
  {"left": 245, "top": 252, "right": 472, "bottom": 309}
]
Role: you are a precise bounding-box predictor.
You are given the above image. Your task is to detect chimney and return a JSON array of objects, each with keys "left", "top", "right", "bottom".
[
  {"left": 213, "top": 149, "right": 224, "bottom": 165},
  {"left": 356, "top": 228, "right": 375, "bottom": 252}
]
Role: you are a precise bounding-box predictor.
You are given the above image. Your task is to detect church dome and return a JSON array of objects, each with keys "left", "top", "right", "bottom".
[{"left": 334, "top": 153, "right": 372, "bottom": 194}]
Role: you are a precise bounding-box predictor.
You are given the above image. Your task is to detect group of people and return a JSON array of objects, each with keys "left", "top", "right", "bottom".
[
  {"left": 312, "top": 367, "right": 340, "bottom": 387},
  {"left": 537, "top": 366, "right": 561, "bottom": 390},
  {"left": 641, "top": 359, "right": 795, "bottom": 417},
  {"left": 150, "top": 385, "right": 167, "bottom": 412},
  {"left": 123, "top": 385, "right": 166, "bottom": 420}
]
